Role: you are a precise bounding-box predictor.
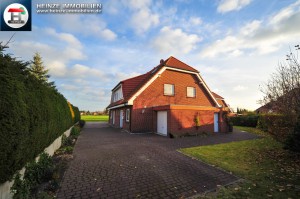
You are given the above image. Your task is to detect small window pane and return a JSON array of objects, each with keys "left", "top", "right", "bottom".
[
  {"left": 164, "top": 84, "right": 174, "bottom": 95},
  {"left": 187, "top": 87, "right": 196, "bottom": 97}
]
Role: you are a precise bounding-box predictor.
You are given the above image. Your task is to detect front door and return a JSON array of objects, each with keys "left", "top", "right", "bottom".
[
  {"left": 120, "top": 110, "right": 123, "bottom": 128},
  {"left": 214, "top": 113, "right": 219, "bottom": 132},
  {"left": 157, "top": 111, "right": 167, "bottom": 136}
]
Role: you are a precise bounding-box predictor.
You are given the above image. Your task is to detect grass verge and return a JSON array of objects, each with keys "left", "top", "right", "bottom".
[
  {"left": 81, "top": 115, "right": 109, "bottom": 122},
  {"left": 180, "top": 126, "right": 300, "bottom": 198}
]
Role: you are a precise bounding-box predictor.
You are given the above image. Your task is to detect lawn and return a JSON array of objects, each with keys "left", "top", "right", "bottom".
[
  {"left": 180, "top": 126, "right": 300, "bottom": 198},
  {"left": 81, "top": 115, "right": 109, "bottom": 122}
]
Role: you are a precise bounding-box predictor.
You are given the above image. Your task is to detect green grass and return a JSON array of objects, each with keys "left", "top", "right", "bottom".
[
  {"left": 81, "top": 115, "right": 109, "bottom": 122},
  {"left": 234, "top": 126, "right": 270, "bottom": 137},
  {"left": 180, "top": 126, "right": 300, "bottom": 198}
]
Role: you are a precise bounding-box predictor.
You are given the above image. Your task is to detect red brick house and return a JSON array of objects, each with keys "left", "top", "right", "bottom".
[{"left": 107, "top": 56, "right": 231, "bottom": 137}]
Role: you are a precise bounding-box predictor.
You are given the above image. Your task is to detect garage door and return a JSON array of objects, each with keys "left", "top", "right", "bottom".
[{"left": 157, "top": 111, "right": 167, "bottom": 136}]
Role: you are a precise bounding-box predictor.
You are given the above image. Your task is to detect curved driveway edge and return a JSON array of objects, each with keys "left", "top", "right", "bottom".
[{"left": 57, "top": 122, "right": 258, "bottom": 199}]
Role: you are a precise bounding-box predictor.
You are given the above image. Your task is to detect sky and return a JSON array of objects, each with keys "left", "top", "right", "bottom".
[{"left": 1, "top": 0, "right": 300, "bottom": 111}]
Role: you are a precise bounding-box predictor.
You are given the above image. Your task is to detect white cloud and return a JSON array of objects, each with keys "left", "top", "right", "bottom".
[
  {"left": 153, "top": 26, "right": 202, "bottom": 54},
  {"left": 47, "top": 14, "right": 117, "bottom": 41},
  {"left": 269, "top": 0, "right": 300, "bottom": 25},
  {"left": 233, "top": 85, "right": 247, "bottom": 91},
  {"left": 189, "top": 17, "right": 203, "bottom": 26},
  {"left": 201, "top": 1, "right": 300, "bottom": 58},
  {"left": 127, "top": 0, "right": 152, "bottom": 10},
  {"left": 130, "top": 8, "right": 159, "bottom": 34},
  {"left": 240, "top": 20, "right": 261, "bottom": 36},
  {"left": 70, "top": 64, "right": 105, "bottom": 79},
  {"left": 217, "top": 0, "right": 252, "bottom": 13},
  {"left": 45, "top": 28, "right": 81, "bottom": 47},
  {"left": 126, "top": 0, "right": 160, "bottom": 34}
]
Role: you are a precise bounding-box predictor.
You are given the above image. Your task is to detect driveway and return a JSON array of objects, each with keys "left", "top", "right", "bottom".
[{"left": 57, "top": 122, "right": 258, "bottom": 199}]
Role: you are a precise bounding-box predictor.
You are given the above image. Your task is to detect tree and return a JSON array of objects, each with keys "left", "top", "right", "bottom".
[
  {"left": 261, "top": 44, "right": 300, "bottom": 152},
  {"left": 28, "top": 53, "right": 55, "bottom": 88}
]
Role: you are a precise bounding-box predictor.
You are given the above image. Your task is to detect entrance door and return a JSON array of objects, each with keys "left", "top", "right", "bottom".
[
  {"left": 214, "top": 113, "right": 219, "bottom": 132},
  {"left": 157, "top": 111, "right": 167, "bottom": 136},
  {"left": 120, "top": 110, "right": 123, "bottom": 128}
]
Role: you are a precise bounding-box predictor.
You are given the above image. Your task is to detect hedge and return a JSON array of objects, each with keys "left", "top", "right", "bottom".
[
  {"left": 229, "top": 115, "right": 259, "bottom": 127},
  {"left": 0, "top": 49, "right": 80, "bottom": 184},
  {"left": 257, "top": 114, "right": 295, "bottom": 143}
]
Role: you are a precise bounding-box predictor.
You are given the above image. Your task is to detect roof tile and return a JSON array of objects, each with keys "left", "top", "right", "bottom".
[{"left": 107, "top": 56, "right": 199, "bottom": 108}]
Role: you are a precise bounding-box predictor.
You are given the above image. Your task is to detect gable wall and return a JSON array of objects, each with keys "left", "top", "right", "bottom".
[{"left": 133, "top": 70, "right": 215, "bottom": 109}]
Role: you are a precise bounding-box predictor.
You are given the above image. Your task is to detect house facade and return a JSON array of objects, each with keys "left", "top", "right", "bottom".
[{"left": 107, "top": 56, "right": 231, "bottom": 137}]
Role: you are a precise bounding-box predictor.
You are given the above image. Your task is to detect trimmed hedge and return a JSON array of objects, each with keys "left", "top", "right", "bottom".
[
  {"left": 0, "top": 50, "right": 79, "bottom": 183},
  {"left": 229, "top": 115, "right": 259, "bottom": 127}
]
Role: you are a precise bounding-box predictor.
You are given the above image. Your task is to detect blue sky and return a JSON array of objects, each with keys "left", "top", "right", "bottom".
[{"left": 1, "top": 0, "right": 300, "bottom": 111}]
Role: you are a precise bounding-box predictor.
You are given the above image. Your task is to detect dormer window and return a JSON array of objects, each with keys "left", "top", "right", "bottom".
[{"left": 112, "top": 87, "right": 123, "bottom": 102}]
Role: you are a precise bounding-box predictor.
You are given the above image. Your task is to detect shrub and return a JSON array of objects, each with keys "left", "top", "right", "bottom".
[
  {"left": 0, "top": 48, "right": 79, "bottom": 183},
  {"left": 71, "top": 126, "right": 80, "bottom": 138},
  {"left": 11, "top": 153, "right": 53, "bottom": 199},
  {"left": 283, "top": 119, "right": 300, "bottom": 152},
  {"left": 229, "top": 115, "right": 259, "bottom": 127},
  {"left": 79, "top": 120, "right": 85, "bottom": 128},
  {"left": 257, "top": 114, "right": 294, "bottom": 143},
  {"left": 72, "top": 105, "right": 80, "bottom": 124}
]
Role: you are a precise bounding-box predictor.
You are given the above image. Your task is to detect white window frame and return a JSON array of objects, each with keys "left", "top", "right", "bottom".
[
  {"left": 164, "top": 84, "right": 175, "bottom": 96},
  {"left": 187, "top": 87, "right": 196, "bottom": 98},
  {"left": 126, "top": 109, "right": 130, "bottom": 122},
  {"left": 112, "top": 87, "right": 123, "bottom": 102}
]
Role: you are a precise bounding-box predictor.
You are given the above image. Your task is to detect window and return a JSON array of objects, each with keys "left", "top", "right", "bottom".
[
  {"left": 187, "top": 87, "right": 196, "bottom": 97},
  {"left": 164, "top": 84, "right": 174, "bottom": 96},
  {"left": 112, "top": 87, "right": 123, "bottom": 102},
  {"left": 126, "top": 109, "right": 130, "bottom": 122}
]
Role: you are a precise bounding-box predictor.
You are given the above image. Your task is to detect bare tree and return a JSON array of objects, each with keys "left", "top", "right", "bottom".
[
  {"left": 260, "top": 44, "right": 300, "bottom": 151},
  {"left": 261, "top": 45, "right": 300, "bottom": 119}
]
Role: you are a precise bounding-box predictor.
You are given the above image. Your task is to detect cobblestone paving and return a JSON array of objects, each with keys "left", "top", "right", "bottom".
[{"left": 57, "top": 122, "right": 258, "bottom": 199}]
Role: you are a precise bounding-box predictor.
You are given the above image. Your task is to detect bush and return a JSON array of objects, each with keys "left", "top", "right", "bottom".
[
  {"left": 283, "top": 119, "right": 300, "bottom": 152},
  {"left": 11, "top": 153, "right": 53, "bottom": 199},
  {"left": 257, "top": 114, "right": 294, "bottom": 143},
  {"left": 0, "top": 48, "right": 79, "bottom": 183},
  {"left": 79, "top": 120, "right": 85, "bottom": 128},
  {"left": 72, "top": 105, "right": 80, "bottom": 124},
  {"left": 70, "top": 126, "right": 80, "bottom": 138},
  {"left": 229, "top": 115, "right": 259, "bottom": 127}
]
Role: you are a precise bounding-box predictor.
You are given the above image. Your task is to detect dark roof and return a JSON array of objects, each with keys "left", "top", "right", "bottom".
[{"left": 107, "top": 56, "right": 199, "bottom": 109}]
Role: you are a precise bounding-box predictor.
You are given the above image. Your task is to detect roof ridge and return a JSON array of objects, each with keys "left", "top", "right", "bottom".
[{"left": 165, "top": 56, "right": 199, "bottom": 72}]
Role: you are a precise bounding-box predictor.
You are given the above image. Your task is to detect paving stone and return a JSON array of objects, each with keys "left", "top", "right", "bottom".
[{"left": 56, "top": 122, "right": 258, "bottom": 198}]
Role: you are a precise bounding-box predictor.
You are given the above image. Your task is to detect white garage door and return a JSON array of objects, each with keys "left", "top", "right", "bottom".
[{"left": 157, "top": 111, "right": 167, "bottom": 136}]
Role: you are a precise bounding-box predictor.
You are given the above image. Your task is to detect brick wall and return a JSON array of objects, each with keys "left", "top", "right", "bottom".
[
  {"left": 124, "top": 69, "right": 229, "bottom": 134},
  {"left": 131, "top": 107, "right": 154, "bottom": 132},
  {"left": 169, "top": 110, "right": 215, "bottom": 135},
  {"left": 108, "top": 107, "right": 131, "bottom": 131},
  {"left": 133, "top": 70, "right": 215, "bottom": 109}
]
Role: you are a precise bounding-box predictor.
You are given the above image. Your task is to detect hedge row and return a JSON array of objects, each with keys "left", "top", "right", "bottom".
[
  {"left": 257, "top": 114, "right": 295, "bottom": 143},
  {"left": 0, "top": 50, "right": 80, "bottom": 183},
  {"left": 229, "top": 115, "right": 259, "bottom": 127}
]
